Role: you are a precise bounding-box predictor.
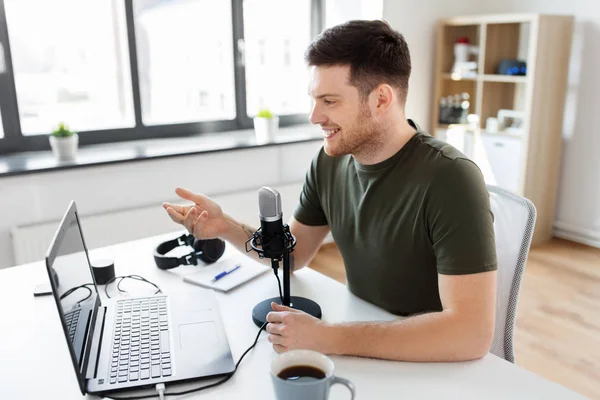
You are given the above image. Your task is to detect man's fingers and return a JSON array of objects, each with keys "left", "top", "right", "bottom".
[
  {"left": 273, "top": 344, "right": 286, "bottom": 354},
  {"left": 165, "top": 207, "right": 184, "bottom": 224},
  {"left": 271, "top": 302, "right": 300, "bottom": 313},
  {"left": 162, "top": 202, "right": 185, "bottom": 214},
  {"left": 183, "top": 207, "right": 198, "bottom": 234},
  {"left": 268, "top": 334, "right": 285, "bottom": 346},
  {"left": 266, "top": 323, "right": 285, "bottom": 336},
  {"left": 266, "top": 311, "right": 284, "bottom": 323},
  {"left": 176, "top": 188, "right": 211, "bottom": 206},
  {"left": 175, "top": 187, "right": 197, "bottom": 202},
  {"left": 193, "top": 210, "right": 208, "bottom": 226}
]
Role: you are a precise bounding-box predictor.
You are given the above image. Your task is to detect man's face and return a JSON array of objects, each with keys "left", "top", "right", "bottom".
[{"left": 308, "top": 65, "right": 379, "bottom": 157}]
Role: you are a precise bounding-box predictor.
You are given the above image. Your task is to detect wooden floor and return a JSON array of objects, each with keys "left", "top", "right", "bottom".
[{"left": 307, "top": 238, "right": 600, "bottom": 400}]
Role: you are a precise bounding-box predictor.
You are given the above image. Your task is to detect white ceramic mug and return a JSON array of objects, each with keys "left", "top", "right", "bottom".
[{"left": 270, "top": 349, "right": 355, "bottom": 400}]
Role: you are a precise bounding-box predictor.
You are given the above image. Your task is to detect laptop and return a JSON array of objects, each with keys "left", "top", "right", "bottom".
[{"left": 45, "top": 201, "right": 235, "bottom": 395}]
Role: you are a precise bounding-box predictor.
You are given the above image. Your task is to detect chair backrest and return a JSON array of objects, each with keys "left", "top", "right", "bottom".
[{"left": 487, "top": 185, "right": 536, "bottom": 363}]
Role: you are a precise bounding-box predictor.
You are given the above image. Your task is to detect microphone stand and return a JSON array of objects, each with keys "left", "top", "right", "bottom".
[{"left": 246, "top": 225, "right": 322, "bottom": 328}]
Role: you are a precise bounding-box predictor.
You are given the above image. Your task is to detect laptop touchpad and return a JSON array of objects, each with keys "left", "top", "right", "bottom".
[{"left": 179, "top": 322, "right": 218, "bottom": 355}]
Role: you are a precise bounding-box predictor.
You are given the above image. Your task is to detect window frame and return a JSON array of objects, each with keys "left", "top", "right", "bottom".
[{"left": 0, "top": 0, "right": 324, "bottom": 155}]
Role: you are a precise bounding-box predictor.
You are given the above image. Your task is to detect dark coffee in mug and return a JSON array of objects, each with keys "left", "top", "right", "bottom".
[
  {"left": 271, "top": 350, "right": 355, "bottom": 399},
  {"left": 277, "top": 365, "right": 326, "bottom": 382}
]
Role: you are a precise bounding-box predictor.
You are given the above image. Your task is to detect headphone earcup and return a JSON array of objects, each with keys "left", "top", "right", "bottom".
[{"left": 194, "top": 238, "right": 226, "bottom": 264}]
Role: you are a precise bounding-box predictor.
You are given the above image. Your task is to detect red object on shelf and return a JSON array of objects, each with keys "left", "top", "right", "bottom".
[{"left": 456, "top": 36, "right": 470, "bottom": 44}]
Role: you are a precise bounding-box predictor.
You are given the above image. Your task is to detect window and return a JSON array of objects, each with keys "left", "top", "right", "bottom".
[
  {"left": 0, "top": 0, "right": 323, "bottom": 155},
  {"left": 133, "top": 0, "right": 236, "bottom": 125},
  {"left": 4, "top": 0, "right": 134, "bottom": 135},
  {"left": 243, "top": 0, "right": 312, "bottom": 117}
]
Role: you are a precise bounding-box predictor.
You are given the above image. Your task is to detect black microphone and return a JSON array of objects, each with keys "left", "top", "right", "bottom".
[
  {"left": 258, "top": 187, "right": 285, "bottom": 260},
  {"left": 247, "top": 187, "right": 322, "bottom": 328}
]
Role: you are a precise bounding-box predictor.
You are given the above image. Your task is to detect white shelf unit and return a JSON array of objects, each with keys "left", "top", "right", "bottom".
[{"left": 432, "top": 14, "right": 574, "bottom": 245}]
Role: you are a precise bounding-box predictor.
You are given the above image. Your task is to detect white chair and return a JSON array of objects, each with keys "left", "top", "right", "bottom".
[{"left": 487, "top": 185, "right": 536, "bottom": 363}]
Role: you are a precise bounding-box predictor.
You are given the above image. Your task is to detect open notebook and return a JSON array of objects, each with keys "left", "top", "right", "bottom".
[{"left": 182, "top": 257, "right": 269, "bottom": 292}]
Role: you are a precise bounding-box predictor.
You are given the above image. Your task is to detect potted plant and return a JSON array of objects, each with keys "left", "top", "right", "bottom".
[
  {"left": 253, "top": 108, "right": 279, "bottom": 143},
  {"left": 49, "top": 122, "right": 79, "bottom": 161}
]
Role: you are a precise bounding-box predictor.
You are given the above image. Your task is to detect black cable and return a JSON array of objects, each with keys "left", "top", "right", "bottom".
[
  {"left": 269, "top": 259, "right": 284, "bottom": 305},
  {"left": 116, "top": 277, "right": 127, "bottom": 294},
  {"left": 273, "top": 269, "right": 284, "bottom": 304},
  {"left": 104, "top": 321, "right": 268, "bottom": 399},
  {"left": 60, "top": 284, "right": 94, "bottom": 304},
  {"left": 104, "top": 275, "right": 162, "bottom": 299},
  {"left": 163, "top": 321, "right": 267, "bottom": 397},
  {"left": 129, "top": 275, "right": 162, "bottom": 294}
]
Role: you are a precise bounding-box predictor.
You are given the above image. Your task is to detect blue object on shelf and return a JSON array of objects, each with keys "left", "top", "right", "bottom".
[{"left": 497, "top": 59, "right": 527, "bottom": 76}]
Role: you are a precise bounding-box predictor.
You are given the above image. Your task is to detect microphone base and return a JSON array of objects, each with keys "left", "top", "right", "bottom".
[{"left": 252, "top": 296, "right": 322, "bottom": 328}]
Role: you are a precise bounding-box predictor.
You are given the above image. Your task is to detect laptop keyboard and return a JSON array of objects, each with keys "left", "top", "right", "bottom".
[
  {"left": 64, "top": 308, "right": 81, "bottom": 342},
  {"left": 109, "top": 297, "right": 172, "bottom": 384}
]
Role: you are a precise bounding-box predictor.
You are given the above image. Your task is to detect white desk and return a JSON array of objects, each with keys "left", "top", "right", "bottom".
[{"left": 0, "top": 232, "right": 588, "bottom": 399}]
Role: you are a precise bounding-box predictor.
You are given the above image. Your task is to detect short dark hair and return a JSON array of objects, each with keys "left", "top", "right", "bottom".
[{"left": 305, "top": 20, "right": 411, "bottom": 103}]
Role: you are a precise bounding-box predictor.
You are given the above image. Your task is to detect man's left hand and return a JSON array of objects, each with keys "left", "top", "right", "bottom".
[{"left": 266, "top": 302, "right": 334, "bottom": 354}]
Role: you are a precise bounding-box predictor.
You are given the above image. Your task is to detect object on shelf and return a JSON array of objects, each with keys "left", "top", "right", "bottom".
[
  {"left": 443, "top": 115, "right": 480, "bottom": 159},
  {"left": 497, "top": 109, "right": 525, "bottom": 135},
  {"left": 438, "top": 92, "right": 470, "bottom": 124},
  {"left": 467, "top": 113, "right": 480, "bottom": 129},
  {"left": 438, "top": 96, "right": 454, "bottom": 124},
  {"left": 497, "top": 59, "right": 527, "bottom": 76},
  {"left": 486, "top": 117, "right": 499, "bottom": 133},
  {"left": 451, "top": 36, "right": 479, "bottom": 78}
]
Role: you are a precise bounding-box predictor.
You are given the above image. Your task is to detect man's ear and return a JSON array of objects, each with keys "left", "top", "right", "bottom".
[{"left": 373, "top": 84, "right": 394, "bottom": 115}]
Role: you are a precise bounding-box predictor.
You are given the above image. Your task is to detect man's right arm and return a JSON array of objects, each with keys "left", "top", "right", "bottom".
[
  {"left": 221, "top": 214, "right": 329, "bottom": 270},
  {"left": 164, "top": 187, "right": 329, "bottom": 269},
  {"left": 287, "top": 216, "right": 330, "bottom": 271}
]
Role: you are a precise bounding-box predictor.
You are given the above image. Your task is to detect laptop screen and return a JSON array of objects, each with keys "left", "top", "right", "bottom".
[{"left": 46, "top": 201, "right": 99, "bottom": 393}]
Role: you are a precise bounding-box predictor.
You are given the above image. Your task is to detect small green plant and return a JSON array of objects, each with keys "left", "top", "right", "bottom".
[
  {"left": 256, "top": 109, "right": 274, "bottom": 119},
  {"left": 51, "top": 122, "right": 76, "bottom": 138}
]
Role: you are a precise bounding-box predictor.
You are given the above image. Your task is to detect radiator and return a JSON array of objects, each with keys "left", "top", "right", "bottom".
[
  {"left": 11, "top": 220, "right": 61, "bottom": 265},
  {"left": 10, "top": 205, "right": 178, "bottom": 265}
]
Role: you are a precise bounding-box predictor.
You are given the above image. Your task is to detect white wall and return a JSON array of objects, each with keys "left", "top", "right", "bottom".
[{"left": 384, "top": 0, "right": 600, "bottom": 247}]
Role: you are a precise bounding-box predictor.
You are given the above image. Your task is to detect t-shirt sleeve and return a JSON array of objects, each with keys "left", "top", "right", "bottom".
[
  {"left": 293, "top": 149, "right": 329, "bottom": 226},
  {"left": 426, "top": 158, "right": 498, "bottom": 275}
]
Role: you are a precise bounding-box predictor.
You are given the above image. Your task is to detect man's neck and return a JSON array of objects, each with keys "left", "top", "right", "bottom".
[{"left": 353, "top": 118, "right": 417, "bottom": 165}]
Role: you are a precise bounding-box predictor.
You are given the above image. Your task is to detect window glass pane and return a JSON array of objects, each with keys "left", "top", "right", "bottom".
[
  {"left": 134, "top": 0, "right": 236, "bottom": 125},
  {"left": 4, "top": 0, "right": 134, "bottom": 136},
  {"left": 243, "top": 0, "right": 312, "bottom": 117}
]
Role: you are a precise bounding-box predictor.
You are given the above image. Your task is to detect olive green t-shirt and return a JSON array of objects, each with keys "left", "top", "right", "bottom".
[{"left": 293, "top": 120, "right": 497, "bottom": 316}]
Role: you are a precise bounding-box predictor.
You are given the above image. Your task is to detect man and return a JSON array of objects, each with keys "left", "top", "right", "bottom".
[{"left": 163, "top": 20, "right": 497, "bottom": 362}]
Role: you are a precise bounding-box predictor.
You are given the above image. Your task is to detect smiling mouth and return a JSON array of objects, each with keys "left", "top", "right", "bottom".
[{"left": 322, "top": 128, "right": 340, "bottom": 138}]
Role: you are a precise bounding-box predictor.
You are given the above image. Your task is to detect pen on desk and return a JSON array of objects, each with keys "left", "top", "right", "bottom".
[{"left": 211, "top": 264, "right": 241, "bottom": 282}]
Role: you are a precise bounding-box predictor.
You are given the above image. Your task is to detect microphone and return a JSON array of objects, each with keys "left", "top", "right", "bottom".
[
  {"left": 246, "top": 187, "right": 322, "bottom": 328},
  {"left": 258, "top": 187, "right": 285, "bottom": 260}
]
